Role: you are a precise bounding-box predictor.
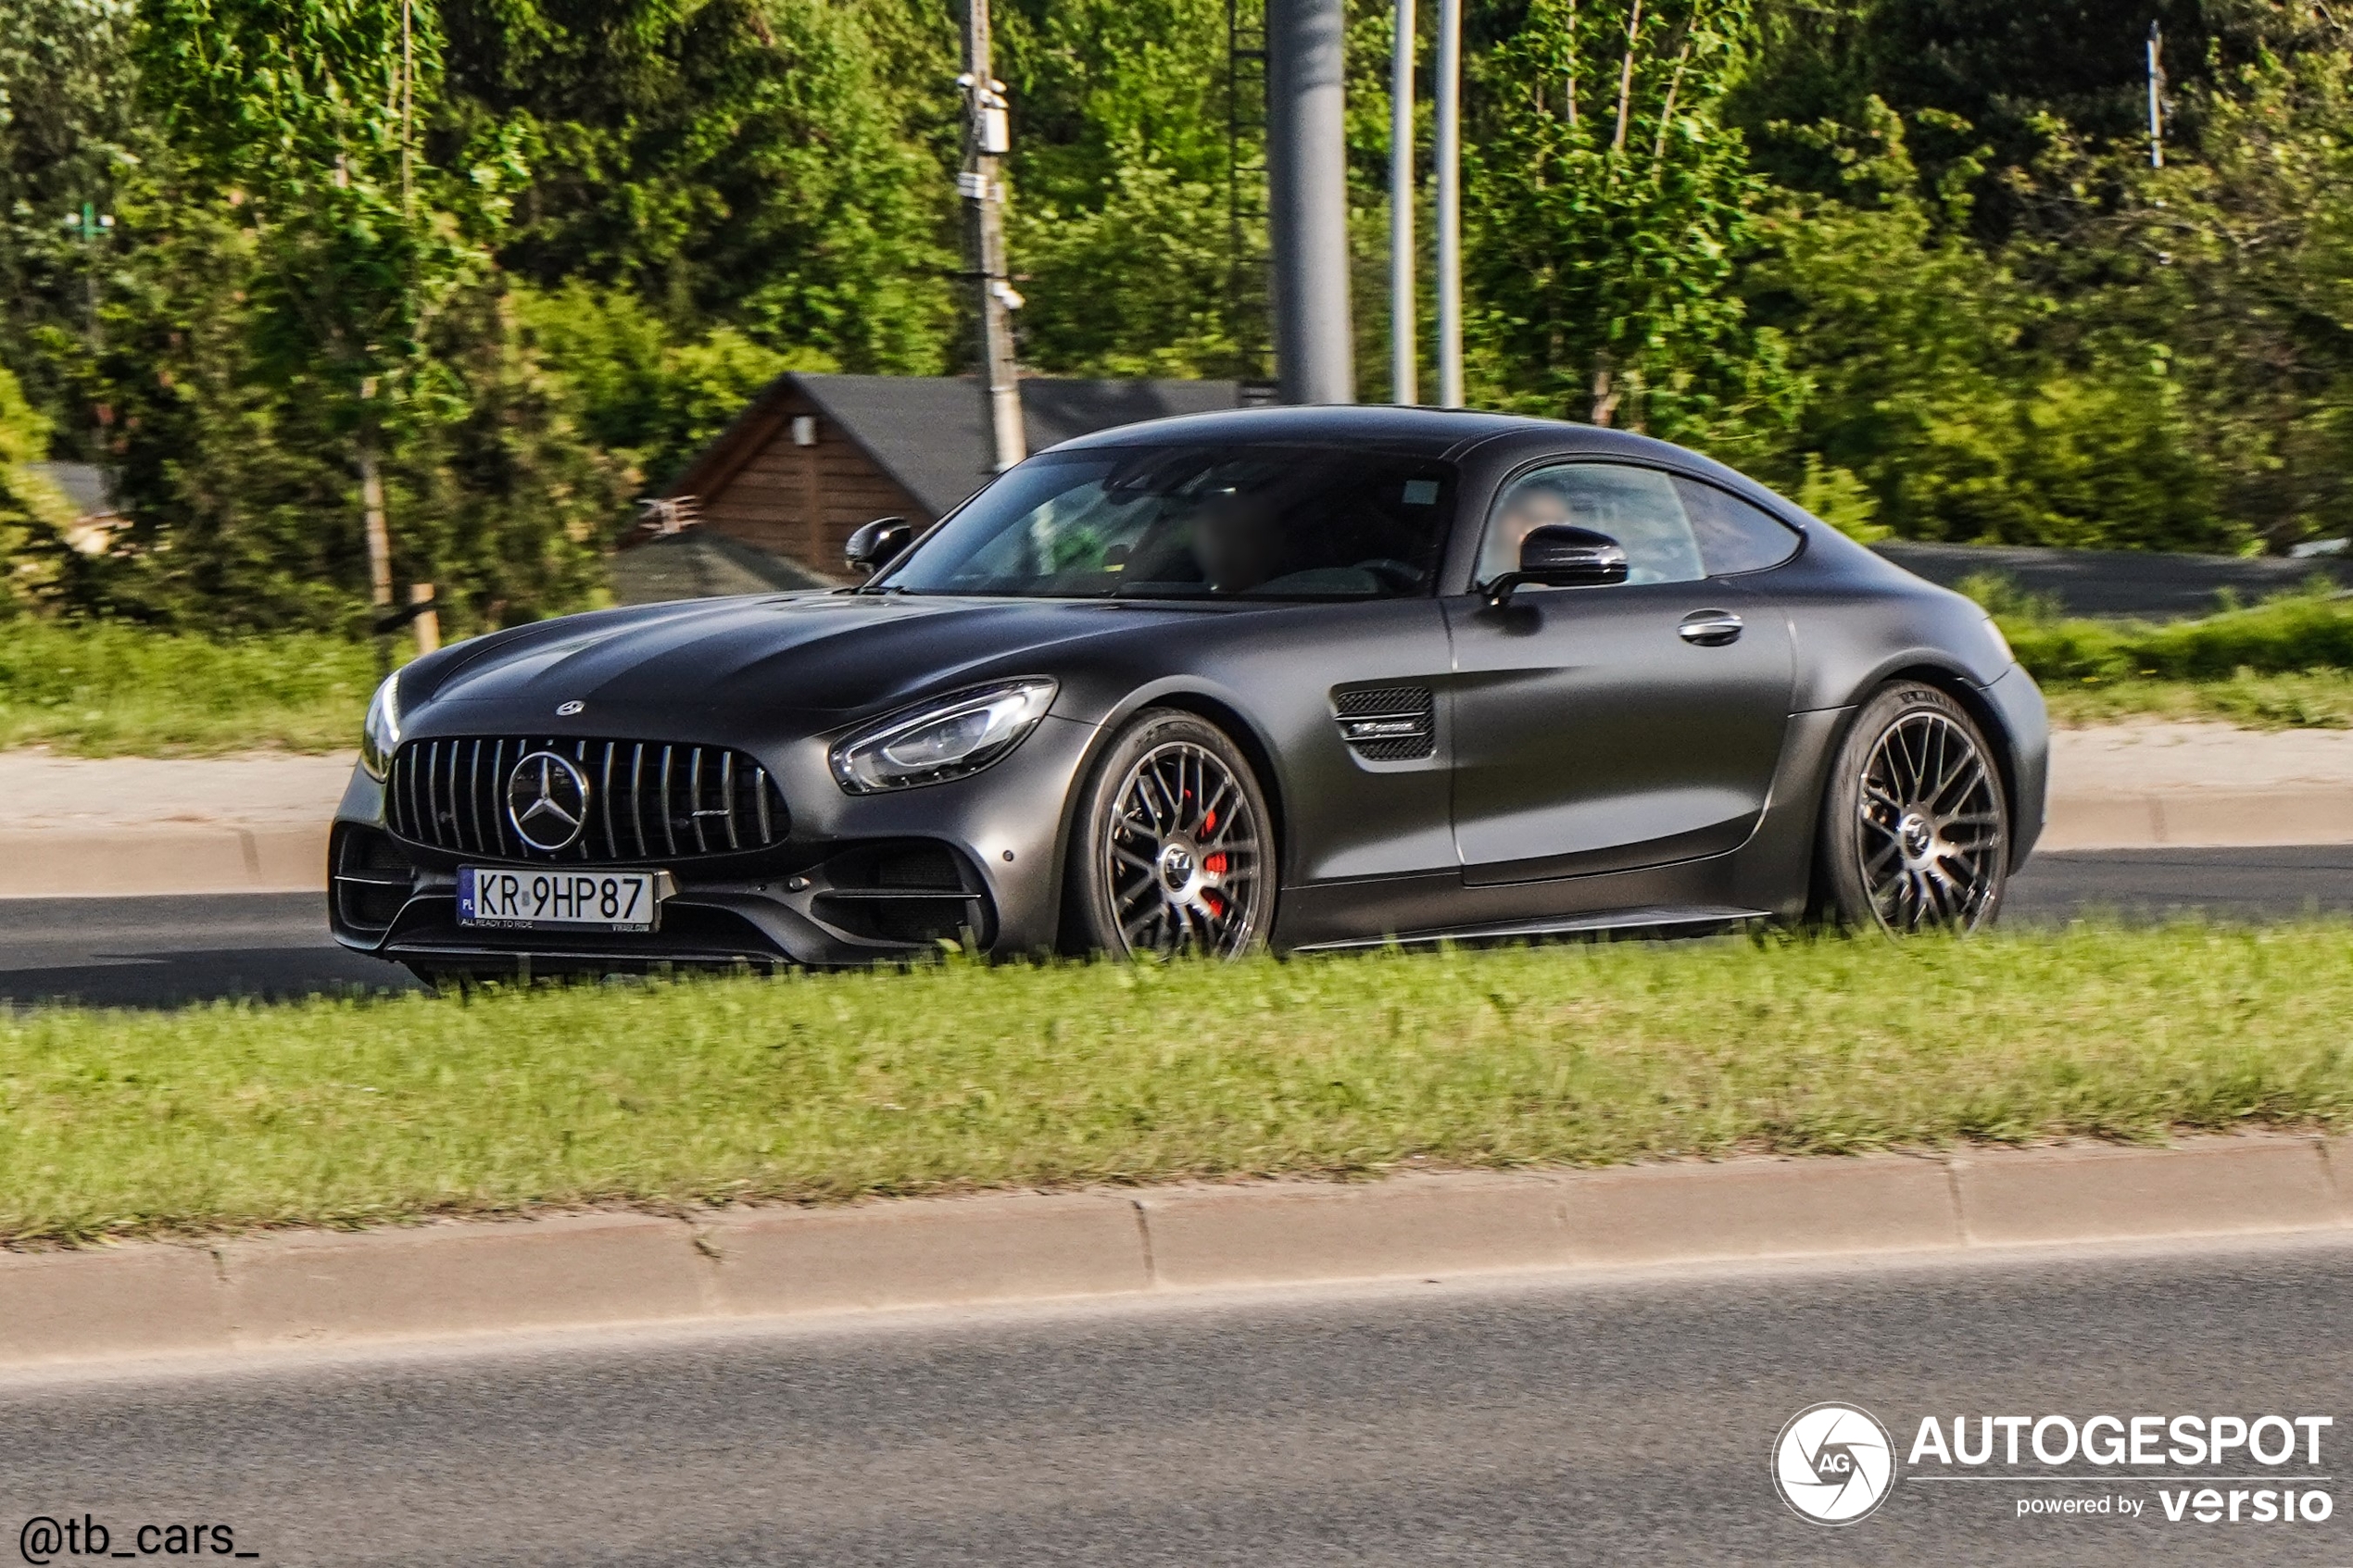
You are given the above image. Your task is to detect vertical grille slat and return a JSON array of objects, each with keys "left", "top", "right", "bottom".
[
  {"left": 630, "top": 744, "right": 648, "bottom": 859},
  {"left": 464, "top": 740, "right": 484, "bottom": 854},
  {"left": 598, "top": 742, "right": 618, "bottom": 861},
  {"left": 385, "top": 735, "right": 786, "bottom": 862},
  {"left": 721, "top": 751, "right": 741, "bottom": 851},
  {"left": 658, "top": 746, "right": 679, "bottom": 858},
  {"left": 490, "top": 738, "right": 511, "bottom": 857}
]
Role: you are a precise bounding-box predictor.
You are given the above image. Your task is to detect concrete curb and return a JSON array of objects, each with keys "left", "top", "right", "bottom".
[
  {"left": 0, "top": 789, "right": 2345, "bottom": 899},
  {"left": 0, "top": 826, "right": 328, "bottom": 897},
  {"left": 2040, "top": 788, "right": 2353, "bottom": 851},
  {"left": 4, "top": 1136, "right": 2347, "bottom": 1370}
]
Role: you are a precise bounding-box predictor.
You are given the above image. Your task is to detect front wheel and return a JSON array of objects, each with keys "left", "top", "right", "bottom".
[
  {"left": 1817, "top": 682, "right": 2010, "bottom": 935},
  {"left": 1069, "top": 709, "right": 1276, "bottom": 959}
]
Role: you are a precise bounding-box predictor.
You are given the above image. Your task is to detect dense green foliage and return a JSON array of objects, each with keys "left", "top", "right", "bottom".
[{"left": 1, "top": 0, "right": 2349, "bottom": 630}]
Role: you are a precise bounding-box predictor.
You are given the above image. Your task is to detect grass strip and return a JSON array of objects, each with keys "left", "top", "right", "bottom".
[
  {"left": 0, "top": 620, "right": 380, "bottom": 756},
  {"left": 4, "top": 922, "right": 2349, "bottom": 1248},
  {"left": 2040, "top": 669, "right": 2353, "bottom": 729}
]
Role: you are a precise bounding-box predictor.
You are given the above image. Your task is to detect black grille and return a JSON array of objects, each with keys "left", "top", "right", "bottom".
[
  {"left": 1332, "top": 686, "right": 1436, "bottom": 761},
  {"left": 385, "top": 736, "right": 788, "bottom": 862}
]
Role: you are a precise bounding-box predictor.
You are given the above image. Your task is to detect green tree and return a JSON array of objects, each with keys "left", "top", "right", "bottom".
[
  {"left": 137, "top": 0, "right": 517, "bottom": 609},
  {"left": 0, "top": 365, "right": 70, "bottom": 611},
  {"left": 1462, "top": 0, "right": 1801, "bottom": 458},
  {"left": 439, "top": 0, "right": 958, "bottom": 372}
]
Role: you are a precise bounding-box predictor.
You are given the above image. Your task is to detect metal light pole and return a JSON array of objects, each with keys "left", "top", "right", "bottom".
[
  {"left": 1267, "top": 0, "right": 1354, "bottom": 405},
  {"left": 1433, "top": 0, "right": 1463, "bottom": 408},
  {"left": 961, "top": 0, "right": 1026, "bottom": 473},
  {"left": 1389, "top": 0, "right": 1417, "bottom": 406}
]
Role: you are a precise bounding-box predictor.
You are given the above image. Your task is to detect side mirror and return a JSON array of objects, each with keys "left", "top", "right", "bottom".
[
  {"left": 845, "top": 517, "right": 916, "bottom": 578},
  {"left": 1484, "top": 525, "right": 1629, "bottom": 607}
]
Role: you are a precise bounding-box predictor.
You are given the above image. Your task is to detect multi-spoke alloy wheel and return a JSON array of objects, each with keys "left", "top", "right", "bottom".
[
  {"left": 1818, "top": 683, "right": 2010, "bottom": 935},
  {"left": 1071, "top": 711, "right": 1273, "bottom": 959}
]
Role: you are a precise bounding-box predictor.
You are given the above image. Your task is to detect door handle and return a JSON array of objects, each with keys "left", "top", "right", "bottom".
[{"left": 1678, "top": 609, "right": 1743, "bottom": 646}]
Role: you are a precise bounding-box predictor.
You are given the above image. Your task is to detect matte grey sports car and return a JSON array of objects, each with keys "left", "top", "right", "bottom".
[{"left": 329, "top": 405, "right": 2047, "bottom": 982}]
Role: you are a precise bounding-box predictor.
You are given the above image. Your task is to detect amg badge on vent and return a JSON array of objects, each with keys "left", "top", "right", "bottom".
[{"left": 1331, "top": 686, "right": 1437, "bottom": 761}]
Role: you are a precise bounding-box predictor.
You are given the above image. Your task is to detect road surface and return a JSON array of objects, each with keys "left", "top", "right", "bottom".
[
  {"left": 0, "top": 845, "right": 2346, "bottom": 1007},
  {"left": 2, "top": 1236, "right": 2347, "bottom": 1565}
]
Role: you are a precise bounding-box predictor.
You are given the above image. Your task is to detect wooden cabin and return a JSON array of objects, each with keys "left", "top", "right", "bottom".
[{"left": 634, "top": 373, "right": 1242, "bottom": 589}]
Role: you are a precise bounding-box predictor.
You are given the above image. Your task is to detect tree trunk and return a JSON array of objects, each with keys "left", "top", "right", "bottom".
[{"left": 359, "top": 433, "right": 392, "bottom": 608}]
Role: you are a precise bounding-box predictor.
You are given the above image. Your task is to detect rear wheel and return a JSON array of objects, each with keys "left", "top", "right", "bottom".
[
  {"left": 1069, "top": 709, "right": 1275, "bottom": 959},
  {"left": 1818, "top": 682, "right": 2010, "bottom": 935}
]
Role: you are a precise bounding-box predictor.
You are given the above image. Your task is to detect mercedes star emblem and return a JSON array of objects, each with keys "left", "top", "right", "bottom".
[{"left": 507, "top": 751, "right": 591, "bottom": 852}]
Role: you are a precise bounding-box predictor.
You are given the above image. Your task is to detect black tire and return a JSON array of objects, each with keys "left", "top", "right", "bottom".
[
  {"left": 1817, "top": 681, "right": 2010, "bottom": 935},
  {"left": 1068, "top": 709, "right": 1276, "bottom": 959}
]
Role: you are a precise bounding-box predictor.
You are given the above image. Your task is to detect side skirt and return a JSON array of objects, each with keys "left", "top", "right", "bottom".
[{"left": 1288, "top": 903, "right": 1772, "bottom": 954}]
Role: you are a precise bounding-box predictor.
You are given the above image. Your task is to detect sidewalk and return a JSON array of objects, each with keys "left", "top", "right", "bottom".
[
  {"left": 0, "top": 721, "right": 2347, "bottom": 897},
  {"left": 2040, "top": 721, "right": 2353, "bottom": 850}
]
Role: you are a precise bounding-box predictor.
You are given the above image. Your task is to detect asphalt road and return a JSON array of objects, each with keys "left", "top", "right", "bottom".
[
  {"left": 3, "top": 1236, "right": 2348, "bottom": 1566},
  {"left": 0, "top": 844, "right": 2346, "bottom": 1008}
]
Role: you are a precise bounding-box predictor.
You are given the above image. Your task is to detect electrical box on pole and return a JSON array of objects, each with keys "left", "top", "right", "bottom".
[
  {"left": 961, "top": 0, "right": 1026, "bottom": 474},
  {"left": 1266, "top": 0, "right": 1355, "bottom": 406}
]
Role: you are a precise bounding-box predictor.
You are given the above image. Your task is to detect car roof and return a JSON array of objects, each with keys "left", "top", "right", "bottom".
[
  {"left": 1038, "top": 402, "right": 1791, "bottom": 517},
  {"left": 1043, "top": 403, "right": 1592, "bottom": 460}
]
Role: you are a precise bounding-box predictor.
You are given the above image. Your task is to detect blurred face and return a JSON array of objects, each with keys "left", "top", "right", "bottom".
[
  {"left": 1190, "top": 495, "right": 1282, "bottom": 591},
  {"left": 1496, "top": 485, "right": 1574, "bottom": 564}
]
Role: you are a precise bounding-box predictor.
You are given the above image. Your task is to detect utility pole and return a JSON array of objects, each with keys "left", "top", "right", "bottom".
[
  {"left": 1389, "top": 0, "right": 1417, "bottom": 405},
  {"left": 2145, "top": 21, "right": 2165, "bottom": 169},
  {"left": 960, "top": 0, "right": 1026, "bottom": 474},
  {"left": 1434, "top": 0, "right": 1463, "bottom": 408},
  {"left": 1267, "top": 0, "right": 1354, "bottom": 405}
]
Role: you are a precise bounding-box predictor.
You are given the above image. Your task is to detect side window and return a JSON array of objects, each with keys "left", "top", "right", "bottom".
[
  {"left": 1477, "top": 463, "right": 1705, "bottom": 588},
  {"left": 1674, "top": 476, "right": 1803, "bottom": 577}
]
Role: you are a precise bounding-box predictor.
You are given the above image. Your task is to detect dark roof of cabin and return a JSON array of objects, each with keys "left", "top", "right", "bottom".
[{"left": 665, "top": 373, "right": 1244, "bottom": 520}]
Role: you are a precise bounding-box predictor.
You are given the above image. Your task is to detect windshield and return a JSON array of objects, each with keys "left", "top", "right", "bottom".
[{"left": 874, "top": 445, "right": 1456, "bottom": 600}]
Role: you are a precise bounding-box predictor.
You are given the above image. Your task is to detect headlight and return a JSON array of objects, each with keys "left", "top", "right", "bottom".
[
  {"left": 830, "top": 679, "right": 1057, "bottom": 794},
  {"left": 360, "top": 672, "right": 402, "bottom": 780}
]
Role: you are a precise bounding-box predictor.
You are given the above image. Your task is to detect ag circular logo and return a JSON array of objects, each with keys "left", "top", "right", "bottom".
[
  {"left": 507, "top": 750, "right": 591, "bottom": 852},
  {"left": 1773, "top": 1402, "right": 1896, "bottom": 1525}
]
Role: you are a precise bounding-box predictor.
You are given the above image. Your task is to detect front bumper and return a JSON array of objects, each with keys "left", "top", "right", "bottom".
[{"left": 328, "top": 713, "right": 1101, "bottom": 972}]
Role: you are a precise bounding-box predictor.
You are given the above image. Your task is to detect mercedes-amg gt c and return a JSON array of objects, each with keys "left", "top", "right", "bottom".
[{"left": 329, "top": 405, "right": 2047, "bottom": 983}]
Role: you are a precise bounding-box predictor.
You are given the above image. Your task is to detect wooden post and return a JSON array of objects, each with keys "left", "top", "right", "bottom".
[{"left": 410, "top": 583, "right": 440, "bottom": 655}]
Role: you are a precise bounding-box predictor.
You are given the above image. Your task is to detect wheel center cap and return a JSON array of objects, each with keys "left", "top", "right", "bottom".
[
  {"left": 1899, "top": 812, "right": 1933, "bottom": 859},
  {"left": 1158, "top": 842, "right": 1196, "bottom": 892}
]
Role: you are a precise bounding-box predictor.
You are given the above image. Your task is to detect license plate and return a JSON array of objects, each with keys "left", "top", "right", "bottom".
[{"left": 458, "top": 867, "right": 662, "bottom": 932}]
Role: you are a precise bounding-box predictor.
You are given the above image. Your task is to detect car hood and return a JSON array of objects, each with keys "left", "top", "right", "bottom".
[{"left": 408, "top": 592, "right": 1214, "bottom": 734}]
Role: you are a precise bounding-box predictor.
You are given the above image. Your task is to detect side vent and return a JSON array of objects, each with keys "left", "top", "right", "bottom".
[{"left": 1332, "top": 685, "right": 1436, "bottom": 762}]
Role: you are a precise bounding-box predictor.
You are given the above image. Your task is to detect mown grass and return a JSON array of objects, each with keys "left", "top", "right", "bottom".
[
  {"left": 0, "top": 620, "right": 381, "bottom": 755},
  {"left": 4, "top": 922, "right": 2349, "bottom": 1247}
]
